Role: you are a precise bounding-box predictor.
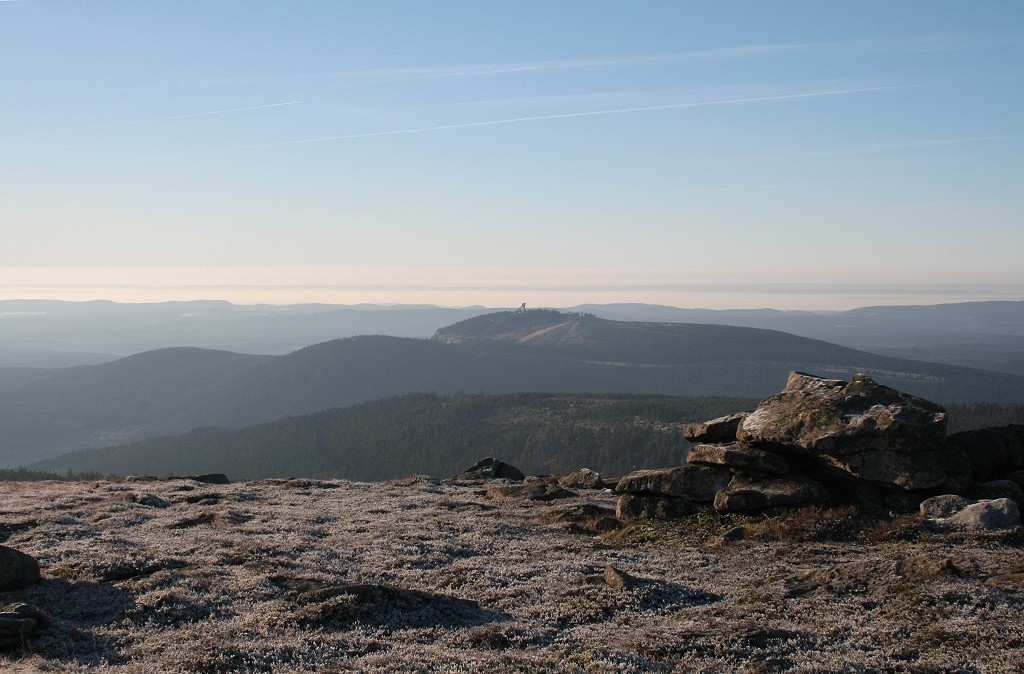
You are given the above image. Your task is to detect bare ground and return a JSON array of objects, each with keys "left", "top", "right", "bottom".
[{"left": 1, "top": 477, "right": 1023, "bottom": 673}]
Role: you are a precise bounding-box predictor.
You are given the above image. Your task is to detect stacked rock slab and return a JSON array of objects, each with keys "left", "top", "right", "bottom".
[
  {"left": 615, "top": 466, "right": 731, "bottom": 519},
  {"left": 684, "top": 416, "right": 828, "bottom": 512}
]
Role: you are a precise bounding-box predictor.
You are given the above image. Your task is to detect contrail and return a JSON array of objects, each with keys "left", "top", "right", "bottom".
[
  {"left": 228, "top": 84, "right": 923, "bottom": 151},
  {"left": 0, "top": 83, "right": 928, "bottom": 176}
]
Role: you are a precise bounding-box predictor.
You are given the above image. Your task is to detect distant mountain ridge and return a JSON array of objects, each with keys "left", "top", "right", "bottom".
[
  {"left": 2, "top": 299, "right": 1023, "bottom": 375},
  {"left": 2, "top": 309, "right": 1023, "bottom": 469}
]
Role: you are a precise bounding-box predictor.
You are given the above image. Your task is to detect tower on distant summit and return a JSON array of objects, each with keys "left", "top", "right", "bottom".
[{"left": 517, "top": 303, "right": 527, "bottom": 314}]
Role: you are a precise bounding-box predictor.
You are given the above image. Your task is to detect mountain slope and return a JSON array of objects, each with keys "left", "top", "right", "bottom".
[{"left": 3, "top": 310, "right": 1024, "bottom": 467}]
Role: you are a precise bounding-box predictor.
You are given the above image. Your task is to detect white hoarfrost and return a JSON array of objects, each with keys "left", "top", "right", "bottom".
[{"left": 0, "top": 477, "right": 1022, "bottom": 673}]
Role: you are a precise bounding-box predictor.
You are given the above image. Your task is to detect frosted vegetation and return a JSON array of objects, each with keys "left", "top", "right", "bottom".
[{"left": 2, "top": 477, "right": 1023, "bottom": 673}]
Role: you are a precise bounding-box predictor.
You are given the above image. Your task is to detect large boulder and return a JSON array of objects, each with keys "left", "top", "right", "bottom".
[
  {"left": 615, "top": 466, "right": 731, "bottom": 503},
  {"left": 736, "top": 371, "right": 955, "bottom": 490},
  {"left": 0, "top": 603, "right": 46, "bottom": 649}
]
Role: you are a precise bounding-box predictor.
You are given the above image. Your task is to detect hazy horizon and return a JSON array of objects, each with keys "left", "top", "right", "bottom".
[
  {"left": 0, "top": 268, "right": 1021, "bottom": 313},
  {"left": 2, "top": 3, "right": 1021, "bottom": 311}
]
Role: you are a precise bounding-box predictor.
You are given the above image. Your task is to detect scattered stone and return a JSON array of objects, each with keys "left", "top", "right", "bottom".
[
  {"left": 683, "top": 413, "right": 745, "bottom": 443},
  {"left": 713, "top": 474, "right": 828, "bottom": 513},
  {"left": 558, "top": 468, "right": 604, "bottom": 490},
  {"left": 712, "top": 526, "right": 750, "bottom": 546},
  {"left": 920, "top": 494, "right": 975, "bottom": 519},
  {"left": 451, "top": 458, "right": 525, "bottom": 483},
  {"left": 486, "top": 482, "right": 576, "bottom": 501},
  {"left": 945, "top": 498, "right": 1021, "bottom": 531},
  {"left": 616, "top": 493, "right": 695, "bottom": 520},
  {"left": 0, "top": 603, "right": 46, "bottom": 649},
  {"left": 615, "top": 466, "right": 731, "bottom": 502},
  {"left": 603, "top": 565, "right": 640, "bottom": 590},
  {"left": 971, "top": 479, "right": 1024, "bottom": 505},
  {"left": 0, "top": 546, "right": 40, "bottom": 591},
  {"left": 687, "top": 442, "right": 789, "bottom": 476}
]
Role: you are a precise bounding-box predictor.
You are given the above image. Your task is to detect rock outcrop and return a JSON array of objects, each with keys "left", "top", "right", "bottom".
[
  {"left": 617, "top": 370, "right": 1024, "bottom": 519},
  {"left": 450, "top": 458, "right": 526, "bottom": 483},
  {"left": 614, "top": 466, "right": 731, "bottom": 518},
  {"left": 736, "top": 371, "right": 954, "bottom": 491}
]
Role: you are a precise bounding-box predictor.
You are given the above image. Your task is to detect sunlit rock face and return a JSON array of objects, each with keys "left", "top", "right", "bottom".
[{"left": 736, "top": 371, "right": 954, "bottom": 490}]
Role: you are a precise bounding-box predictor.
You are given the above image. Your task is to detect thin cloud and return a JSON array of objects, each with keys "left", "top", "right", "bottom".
[
  {"left": 223, "top": 83, "right": 925, "bottom": 151},
  {"left": 187, "top": 34, "right": 974, "bottom": 87},
  {"left": 719, "top": 133, "right": 1024, "bottom": 164},
  {"left": 0, "top": 81, "right": 943, "bottom": 177}
]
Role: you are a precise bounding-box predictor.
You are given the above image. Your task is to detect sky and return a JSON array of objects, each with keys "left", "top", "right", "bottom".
[{"left": 1, "top": 1, "right": 1022, "bottom": 310}]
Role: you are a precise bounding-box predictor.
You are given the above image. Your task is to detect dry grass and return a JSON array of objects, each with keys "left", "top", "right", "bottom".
[{"left": 1, "top": 478, "right": 1023, "bottom": 673}]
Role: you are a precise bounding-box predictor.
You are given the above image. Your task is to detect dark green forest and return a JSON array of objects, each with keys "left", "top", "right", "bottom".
[
  {"left": 33, "top": 392, "right": 760, "bottom": 481},
  {"left": 23, "top": 392, "right": 1024, "bottom": 483}
]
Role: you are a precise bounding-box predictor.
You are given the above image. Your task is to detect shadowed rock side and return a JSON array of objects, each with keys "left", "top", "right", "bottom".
[{"left": 617, "top": 371, "right": 1024, "bottom": 527}]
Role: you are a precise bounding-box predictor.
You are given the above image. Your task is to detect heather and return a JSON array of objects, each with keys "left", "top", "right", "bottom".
[{"left": 2, "top": 477, "right": 1023, "bottom": 673}]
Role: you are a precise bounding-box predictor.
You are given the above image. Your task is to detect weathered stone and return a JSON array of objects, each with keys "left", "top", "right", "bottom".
[
  {"left": 920, "top": 494, "right": 975, "bottom": 519},
  {"left": 713, "top": 474, "right": 828, "bottom": 513},
  {"left": 450, "top": 457, "right": 525, "bottom": 483},
  {"left": 603, "top": 565, "right": 640, "bottom": 590},
  {"left": 713, "top": 526, "right": 750, "bottom": 546},
  {"left": 0, "top": 546, "right": 40, "bottom": 592},
  {"left": 558, "top": 468, "right": 604, "bottom": 490},
  {"left": 737, "top": 371, "right": 951, "bottom": 490},
  {"left": 972, "top": 479, "right": 1024, "bottom": 505},
  {"left": 615, "top": 466, "right": 731, "bottom": 502},
  {"left": 616, "top": 493, "right": 695, "bottom": 520},
  {"left": 486, "top": 482, "right": 576, "bottom": 501},
  {"left": 0, "top": 603, "right": 46, "bottom": 649},
  {"left": 945, "top": 498, "right": 1021, "bottom": 531},
  {"left": 683, "top": 413, "right": 744, "bottom": 443},
  {"left": 687, "top": 442, "right": 789, "bottom": 476}
]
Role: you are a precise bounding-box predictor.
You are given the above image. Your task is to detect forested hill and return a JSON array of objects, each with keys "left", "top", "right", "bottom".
[
  {"left": 31, "top": 393, "right": 759, "bottom": 480},
  {"left": 4, "top": 309, "right": 1024, "bottom": 468},
  {"left": 435, "top": 310, "right": 1024, "bottom": 403}
]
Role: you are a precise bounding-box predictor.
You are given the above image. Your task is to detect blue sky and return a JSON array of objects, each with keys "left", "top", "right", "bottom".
[{"left": 1, "top": 1, "right": 1022, "bottom": 309}]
